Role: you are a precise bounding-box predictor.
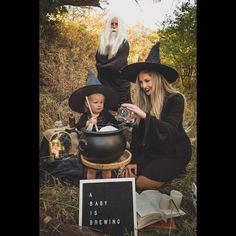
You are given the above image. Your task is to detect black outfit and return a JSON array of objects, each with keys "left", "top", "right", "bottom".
[
  {"left": 95, "top": 40, "right": 132, "bottom": 107},
  {"left": 40, "top": 154, "right": 84, "bottom": 187},
  {"left": 75, "top": 110, "right": 118, "bottom": 130},
  {"left": 130, "top": 93, "right": 192, "bottom": 182}
]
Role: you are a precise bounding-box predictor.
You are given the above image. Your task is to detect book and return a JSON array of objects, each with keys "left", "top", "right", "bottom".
[
  {"left": 136, "top": 190, "right": 185, "bottom": 229},
  {"left": 146, "top": 218, "right": 176, "bottom": 230}
]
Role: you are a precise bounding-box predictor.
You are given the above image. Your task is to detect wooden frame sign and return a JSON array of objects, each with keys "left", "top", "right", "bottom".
[{"left": 79, "top": 178, "right": 137, "bottom": 236}]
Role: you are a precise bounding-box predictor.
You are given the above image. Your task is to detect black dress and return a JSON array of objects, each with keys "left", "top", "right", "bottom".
[
  {"left": 130, "top": 93, "right": 192, "bottom": 182},
  {"left": 95, "top": 40, "right": 132, "bottom": 107}
]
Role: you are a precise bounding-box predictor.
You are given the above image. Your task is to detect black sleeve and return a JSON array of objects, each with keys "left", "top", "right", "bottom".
[
  {"left": 96, "top": 41, "right": 129, "bottom": 71},
  {"left": 75, "top": 113, "right": 88, "bottom": 130},
  {"left": 142, "top": 94, "right": 184, "bottom": 145},
  {"left": 106, "top": 112, "right": 119, "bottom": 125}
]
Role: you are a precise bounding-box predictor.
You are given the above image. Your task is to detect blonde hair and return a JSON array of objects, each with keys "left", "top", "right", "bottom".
[
  {"left": 135, "top": 70, "right": 186, "bottom": 122},
  {"left": 98, "top": 13, "right": 128, "bottom": 59},
  {"left": 87, "top": 93, "right": 105, "bottom": 102}
]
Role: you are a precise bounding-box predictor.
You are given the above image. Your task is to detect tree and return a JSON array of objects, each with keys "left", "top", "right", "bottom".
[
  {"left": 156, "top": 0, "right": 196, "bottom": 130},
  {"left": 161, "top": 1, "right": 196, "bottom": 72},
  {"left": 40, "top": 0, "right": 101, "bottom": 7},
  {"left": 158, "top": 0, "right": 196, "bottom": 98},
  {"left": 40, "top": 0, "right": 103, "bottom": 24},
  {"left": 39, "top": 0, "right": 157, "bottom": 24}
]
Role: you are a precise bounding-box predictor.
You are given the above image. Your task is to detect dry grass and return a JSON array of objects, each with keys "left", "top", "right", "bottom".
[
  {"left": 40, "top": 181, "right": 79, "bottom": 235},
  {"left": 40, "top": 144, "right": 196, "bottom": 236}
]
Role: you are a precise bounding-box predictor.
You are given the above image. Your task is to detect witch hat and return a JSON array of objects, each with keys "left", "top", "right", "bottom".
[
  {"left": 122, "top": 42, "right": 178, "bottom": 83},
  {"left": 68, "top": 69, "right": 119, "bottom": 113}
]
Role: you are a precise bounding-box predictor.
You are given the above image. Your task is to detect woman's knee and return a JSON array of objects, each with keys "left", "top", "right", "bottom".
[
  {"left": 136, "top": 177, "right": 146, "bottom": 190},
  {"left": 136, "top": 176, "right": 164, "bottom": 190}
]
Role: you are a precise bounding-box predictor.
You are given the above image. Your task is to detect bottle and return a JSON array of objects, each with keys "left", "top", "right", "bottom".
[
  {"left": 49, "top": 137, "right": 61, "bottom": 160},
  {"left": 54, "top": 113, "right": 63, "bottom": 130},
  {"left": 69, "top": 112, "right": 76, "bottom": 128}
]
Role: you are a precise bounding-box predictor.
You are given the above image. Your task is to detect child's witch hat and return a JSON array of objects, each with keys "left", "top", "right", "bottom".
[{"left": 69, "top": 69, "right": 119, "bottom": 113}]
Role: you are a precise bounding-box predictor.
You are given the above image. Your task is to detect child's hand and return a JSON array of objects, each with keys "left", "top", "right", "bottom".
[{"left": 86, "top": 116, "right": 97, "bottom": 126}]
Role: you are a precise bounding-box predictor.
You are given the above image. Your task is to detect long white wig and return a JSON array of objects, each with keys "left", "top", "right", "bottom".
[{"left": 98, "top": 13, "right": 128, "bottom": 59}]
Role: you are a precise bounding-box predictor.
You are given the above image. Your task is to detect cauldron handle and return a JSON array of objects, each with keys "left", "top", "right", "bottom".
[
  {"left": 78, "top": 139, "right": 88, "bottom": 152},
  {"left": 65, "top": 128, "right": 82, "bottom": 137}
]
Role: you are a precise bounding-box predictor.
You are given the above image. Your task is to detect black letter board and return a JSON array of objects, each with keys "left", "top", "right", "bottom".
[{"left": 79, "top": 178, "right": 137, "bottom": 236}]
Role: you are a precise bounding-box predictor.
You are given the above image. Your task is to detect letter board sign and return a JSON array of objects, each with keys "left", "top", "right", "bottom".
[{"left": 79, "top": 178, "right": 137, "bottom": 236}]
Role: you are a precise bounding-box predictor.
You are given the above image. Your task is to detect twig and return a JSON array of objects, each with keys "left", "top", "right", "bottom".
[
  {"left": 185, "top": 117, "right": 196, "bottom": 133},
  {"left": 40, "top": 199, "right": 78, "bottom": 209},
  {"left": 85, "top": 96, "right": 99, "bottom": 132}
]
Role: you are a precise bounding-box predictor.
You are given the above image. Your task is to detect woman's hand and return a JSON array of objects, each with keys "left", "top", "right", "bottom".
[{"left": 121, "top": 103, "right": 146, "bottom": 119}]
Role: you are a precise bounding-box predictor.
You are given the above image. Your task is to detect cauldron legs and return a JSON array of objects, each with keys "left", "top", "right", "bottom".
[
  {"left": 82, "top": 150, "right": 132, "bottom": 179},
  {"left": 86, "top": 168, "right": 112, "bottom": 179},
  {"left": 86, "top": 168, "right": 97, "bottom": 179}
]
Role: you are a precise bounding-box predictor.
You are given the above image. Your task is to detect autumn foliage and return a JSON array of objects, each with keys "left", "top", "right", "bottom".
[{"left": 39, "top": 2, "right": 196, "bottom": 140}]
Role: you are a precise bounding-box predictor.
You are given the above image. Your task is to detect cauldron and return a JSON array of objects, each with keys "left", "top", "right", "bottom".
[{"left": 78, "top": 126, "right": 126, "bottom": 163}]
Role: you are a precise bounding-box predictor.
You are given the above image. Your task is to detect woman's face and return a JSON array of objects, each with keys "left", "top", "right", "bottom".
[
  {"left": 87, "top": 93, "right": 104, "bottom": 115},
  {"left": 138, "top": 72, "right": 153, "bottom": 96}
]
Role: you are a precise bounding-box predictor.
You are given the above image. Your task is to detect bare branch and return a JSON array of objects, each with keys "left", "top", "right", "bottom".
[{"left": 40, "top": 0, "right": 101, "bottom": 8}]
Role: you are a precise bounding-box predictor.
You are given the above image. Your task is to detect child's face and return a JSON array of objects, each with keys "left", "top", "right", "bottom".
[{"left": 87, "top": 93, "right": 105, "bottom": 114}]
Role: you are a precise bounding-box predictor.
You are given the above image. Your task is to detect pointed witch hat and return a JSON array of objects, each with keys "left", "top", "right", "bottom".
[
  {"left": 122, "top": 42, "right": 178, "bottom": 83},
  {"left": 68, "top": 69, "right": 119, "bottom": 113}
]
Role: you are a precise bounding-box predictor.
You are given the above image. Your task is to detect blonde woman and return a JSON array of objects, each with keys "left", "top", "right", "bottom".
[{"left": 121, "top": 42, "right": 192, "bottom": 190}]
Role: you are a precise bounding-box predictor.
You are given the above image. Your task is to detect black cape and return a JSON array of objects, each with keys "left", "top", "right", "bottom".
[{"left": 96, "top": 40, "right": 132, "bottom": 106}]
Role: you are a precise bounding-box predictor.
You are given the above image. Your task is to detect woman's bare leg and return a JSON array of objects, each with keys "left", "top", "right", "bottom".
[{"left": 136, "top": 175, "right": 164, "bottom": 190}]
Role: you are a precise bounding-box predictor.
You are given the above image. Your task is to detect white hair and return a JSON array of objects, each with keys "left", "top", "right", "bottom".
[{"left": 98, "top": 13, "right": 128, "bottom": 59}]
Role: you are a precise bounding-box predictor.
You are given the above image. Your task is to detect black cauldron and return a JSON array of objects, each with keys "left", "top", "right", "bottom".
[{"left": 78, "top": 126, "right": 126, "bottom": 163}]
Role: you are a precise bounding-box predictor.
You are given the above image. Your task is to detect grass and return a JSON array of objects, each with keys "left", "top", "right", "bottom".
[{"left": 39, "top": 143, "right": 196, "bottom": 236}]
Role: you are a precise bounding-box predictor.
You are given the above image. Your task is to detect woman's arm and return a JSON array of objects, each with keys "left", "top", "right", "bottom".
[
  {"left": 122, "top": 94, "right": 185, "bottom": 142},
  {"left": 144, "top": 94, "right": 185, "bottom": 145}
]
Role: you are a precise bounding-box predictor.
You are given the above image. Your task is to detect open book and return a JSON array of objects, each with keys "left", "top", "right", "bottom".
[{"left": 136, "top": 190, "right": 185, "bottom": 229}]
